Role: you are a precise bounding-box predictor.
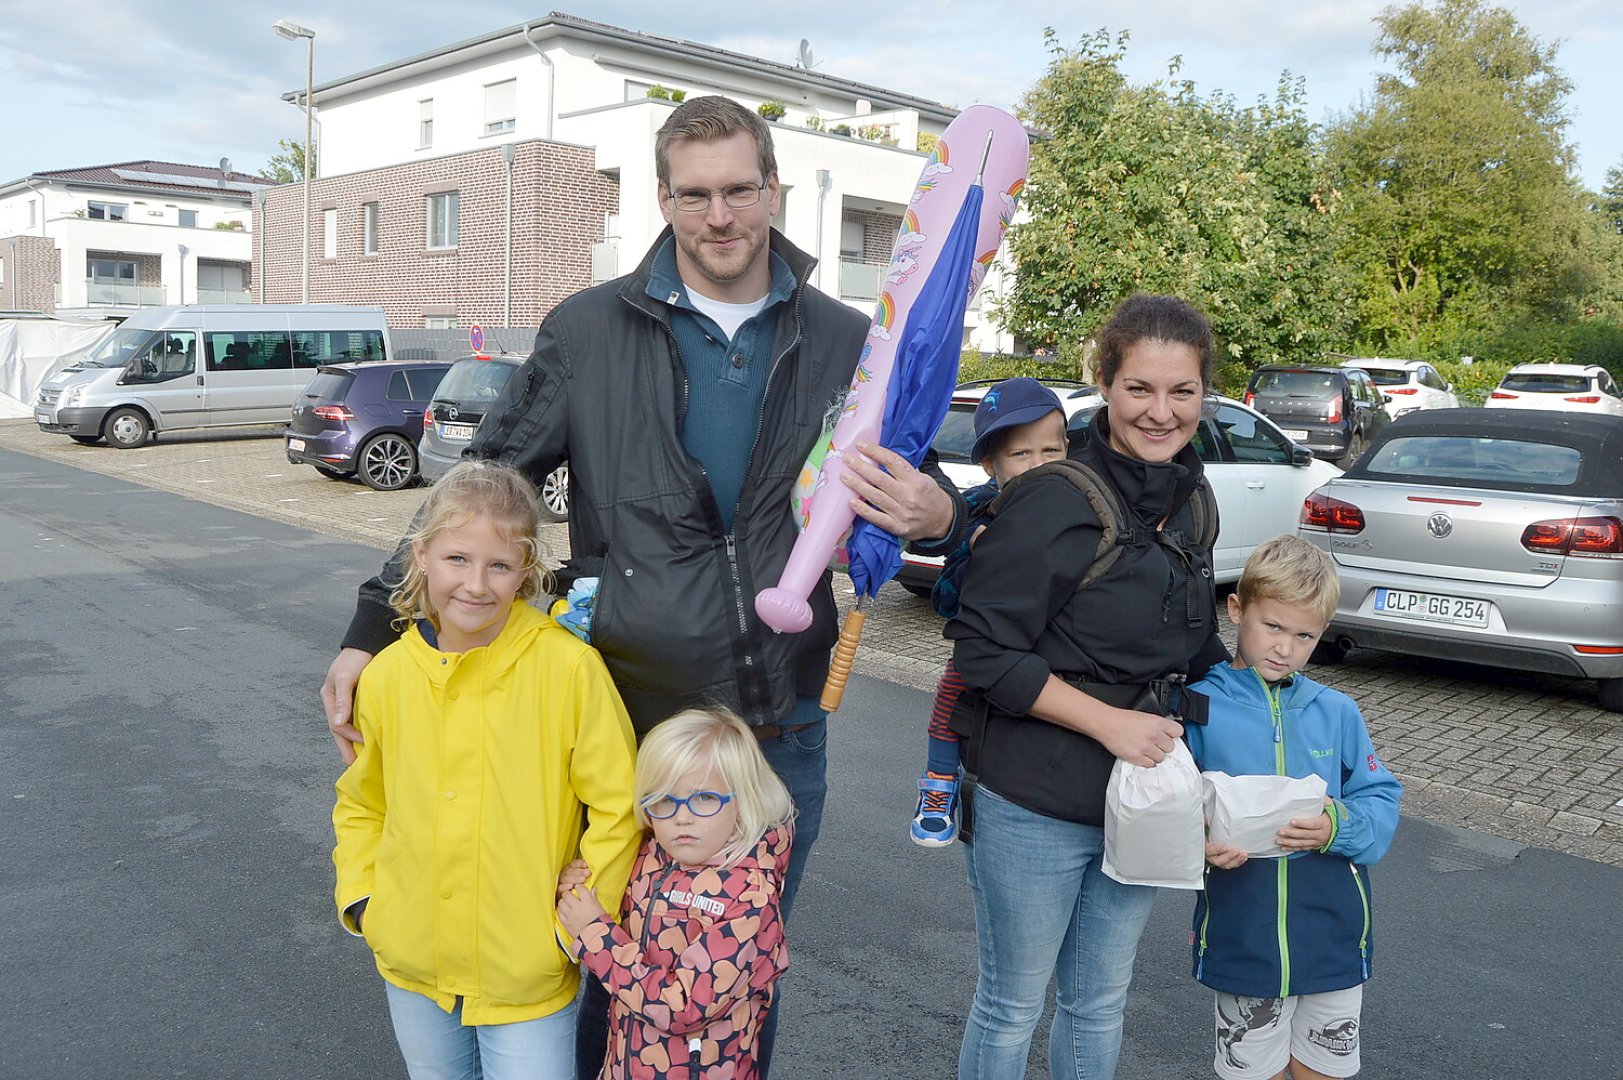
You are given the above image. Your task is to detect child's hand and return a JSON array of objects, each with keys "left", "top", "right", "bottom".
[
  {"left": 557, "top": 882, "right": 608, "bottom": 937},
  {"left": 1204, "top": 841, "right": 1249, "bottom": 870},
  {"left": 557, "top": 859, "right": 591, "bottom": 895},
  {"left": 1277, "top": 797, "right": 1335, "bottom": 851}
]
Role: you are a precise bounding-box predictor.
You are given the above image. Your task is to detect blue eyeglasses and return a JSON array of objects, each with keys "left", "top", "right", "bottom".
[{"left": 644, "top": 791, "right": 734, "bottom": 819}]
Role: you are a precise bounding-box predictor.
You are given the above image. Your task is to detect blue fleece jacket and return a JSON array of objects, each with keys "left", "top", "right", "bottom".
[{"left": 1186, "top": 662, "right": 1403, "bottom": 998}]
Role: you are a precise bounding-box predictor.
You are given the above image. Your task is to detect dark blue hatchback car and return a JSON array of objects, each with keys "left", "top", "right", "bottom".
[{"left": 285, "top": 360, "right": 452, "bottom": 490}]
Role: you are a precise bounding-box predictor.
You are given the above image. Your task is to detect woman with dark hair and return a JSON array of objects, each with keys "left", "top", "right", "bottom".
[{"left": 949, "top": 294, "right": 1228, "bottom": 1080}]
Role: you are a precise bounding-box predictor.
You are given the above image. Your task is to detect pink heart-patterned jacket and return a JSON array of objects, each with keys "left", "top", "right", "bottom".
[{"left": 578, "top": 823, "right": 793, "bottom": 1079}]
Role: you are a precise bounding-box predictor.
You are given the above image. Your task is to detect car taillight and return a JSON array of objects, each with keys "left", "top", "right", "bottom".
[
  {"left": 1300, "top": 492, "right": 1365, "bottom": 533},
  {"left": 313, "top": 405, "right": 354, "bottom": 421},
  {"left": 1244, "top": 391, "right": 1254, "bottom": 407},
  {"left": 1564, "top": 395, "right": 1601, "bottom": 404},
  {"left": 1520, "top": 517, "right": 1623, "bottom": 558},
  {"left": 1489, "top": 391, "right": 1516, "bottom": 400},
  {"left": 1325, "top": 397, "right": 1343, "bottom": 423},
  {"left": 424, "top": 406, "right": 434, "bottom": 425},
  {"left": 1387, "top": 387, "right": 1418, "bottom": 395}
]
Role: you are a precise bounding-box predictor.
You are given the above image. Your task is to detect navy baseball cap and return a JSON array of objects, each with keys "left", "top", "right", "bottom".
[{"left": 970, "top": 378, "right": 1065, "bottom": 463}]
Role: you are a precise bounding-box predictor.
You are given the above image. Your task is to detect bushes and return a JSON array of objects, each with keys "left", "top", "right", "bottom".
[{"left": 957, "top": 351, "right": 1089, "bottom": 386}]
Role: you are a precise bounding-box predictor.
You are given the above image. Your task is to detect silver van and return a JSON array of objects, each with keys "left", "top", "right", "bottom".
[{"left": 33, "top": 304, "right": 391, "bottom": 448}]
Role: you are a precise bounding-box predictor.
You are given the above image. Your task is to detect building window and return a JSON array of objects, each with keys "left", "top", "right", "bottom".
[
  {"left": 179, "top": 209, "right": 198, "bottom": 228},
  {"left": 28, "top": 199, "right": 37, "bottom": 228},
  {"left": 426, "top": 192, "right": 459, "bottom": 250},
  {"left": 322, "top": 208, "right": 338, "bottom": 258},
  {"left": 484, "top": 79, "right": 516, "bottom": 135},
  {"left": 840, "top": 219, "right": 864, "bottom": 260},
  {"left": 418, "top": 99, "right": 434, "bottom": 149},
  {"left": 87, "top": 256, "right": 137, "bottom": 282},
  {"left": 363, "top": 202, "right": 379, "bottom": 255},
  {"left": 424, "top": 316, "right": 456, "bottom": 329},
  {"left": 88, "top": 201, "right": 128, "bottom": 221}
]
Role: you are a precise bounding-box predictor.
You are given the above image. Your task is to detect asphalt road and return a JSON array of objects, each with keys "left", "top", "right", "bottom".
[{"left": 3, "top": 447, "right": 1621, "bottom": 1079}]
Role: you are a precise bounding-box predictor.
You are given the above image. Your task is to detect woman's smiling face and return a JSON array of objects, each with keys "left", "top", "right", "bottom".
[{"left": 1101, "top": 339, "right": 1205, "bottom": 463}]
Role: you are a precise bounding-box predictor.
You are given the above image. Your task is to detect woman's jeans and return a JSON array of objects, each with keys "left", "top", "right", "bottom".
[
  {"left": 958, "top": 786, "right": 1157, "bottom": 1080},
  {"left": 386, "top": 982, "right": 577, "bottom": 1080}
]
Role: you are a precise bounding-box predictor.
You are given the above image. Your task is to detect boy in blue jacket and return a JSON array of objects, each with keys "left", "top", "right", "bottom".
[{"left": 1187, "top": 535, "right": 1402, "bottom": 1080}]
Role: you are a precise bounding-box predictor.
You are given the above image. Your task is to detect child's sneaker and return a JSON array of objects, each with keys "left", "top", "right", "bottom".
[{"left": 910, "top": 772, "right": 959, "bottom": 847}]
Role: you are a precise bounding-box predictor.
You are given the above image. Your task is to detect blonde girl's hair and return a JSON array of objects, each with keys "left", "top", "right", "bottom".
[
  {"left": 1236, "top": 534, "right": 1340, "bottom": 624},
  {"left": 635, "top": 708, "right": 794, "bottom": 869},
  {"left": 387, "top": 460, "right": 553, "bottom": 629}
]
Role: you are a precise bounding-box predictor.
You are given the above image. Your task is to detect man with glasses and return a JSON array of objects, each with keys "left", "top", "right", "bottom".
[{"left": 321, "top": 95, "right": 965, "bottom": 1076}]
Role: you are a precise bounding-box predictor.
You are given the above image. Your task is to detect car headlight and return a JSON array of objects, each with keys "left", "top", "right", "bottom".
[{"left": 60, "top": 385, "right": 85, "bottom": 407}]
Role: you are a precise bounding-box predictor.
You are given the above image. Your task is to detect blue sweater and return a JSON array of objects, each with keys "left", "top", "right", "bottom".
[
  {"left": 647, "top": 239, "right": 797, "bottom": 535},
  {"left": 1186, "top": 663, "right": 1403, "bottom": 998}
]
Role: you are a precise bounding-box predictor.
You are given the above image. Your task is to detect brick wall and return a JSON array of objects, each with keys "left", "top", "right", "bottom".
[
  {"left": 851, "top": 209, "right": 903, "bottom": 265},
  {"left": 1, "top": 235, "right": 61, "bottom": 313},
  {"left": 256, "top": 141, "right": 619, "bottom": 328}
]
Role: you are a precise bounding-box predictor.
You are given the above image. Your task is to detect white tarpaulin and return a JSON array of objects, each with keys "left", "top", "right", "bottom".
[{"left": 0, "top": 317, "right": 115, "bottom": 418}]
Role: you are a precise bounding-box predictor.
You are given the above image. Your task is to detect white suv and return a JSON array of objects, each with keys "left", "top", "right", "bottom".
[
  {"left": 896, "top": 380, "right": 1341, "bottom": 595},
  {"left": 1485, "top": 363, "right": 1623, "bottom": 417},
  {"left": 1340, "top": 358, "right": 1459, "bottom": 417}
]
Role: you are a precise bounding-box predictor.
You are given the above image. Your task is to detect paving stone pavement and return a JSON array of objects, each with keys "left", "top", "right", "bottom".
[{"left": 6, "top": 417, "right": 1621, "bottom": 866}]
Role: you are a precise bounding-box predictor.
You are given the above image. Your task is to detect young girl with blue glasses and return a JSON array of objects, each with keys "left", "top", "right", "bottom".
[
  {"left": 332, "top": 461, "right": 641, "bottom": 1080},
  {"left": 557, "top": 707, "right": 794, "bottom": 1080}
]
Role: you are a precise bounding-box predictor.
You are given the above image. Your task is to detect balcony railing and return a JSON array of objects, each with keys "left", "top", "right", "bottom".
[
  {"left": 85, "top": 280, "right": 167, "bottom": 306},
  {"left": 197, "top": 288, "right": 251, "bottom": 304},
  {"left": 840, "top": 260, "right": 882, "bottom": 303}
]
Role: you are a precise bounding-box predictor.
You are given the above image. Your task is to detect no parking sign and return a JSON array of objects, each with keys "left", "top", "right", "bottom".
[{"left": 469, "top": 324, "right": 485, "bottom": 354}]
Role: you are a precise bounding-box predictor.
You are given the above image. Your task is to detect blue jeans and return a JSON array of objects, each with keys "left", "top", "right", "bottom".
[
  {"left": 386, "top": 982, "right": 577, "bottom": 1080},
  {"left": 575, "top": 707, "right": 827, "bottom": 1080},
  {"left": 958, "top": 786, "right": 1157, "bottom": 1080}
]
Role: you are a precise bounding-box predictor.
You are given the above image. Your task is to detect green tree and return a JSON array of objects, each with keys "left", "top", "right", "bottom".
[
  {"left": 261, "top": 137, "right": 315, "bottom": 183},
  {"left": 999, "top": 30, "right": 1352, "bottom": 370},
  {"left": 1327, "top": 0, "right": 1592, "bottom": 355},
  {"left": 1599, "top": 160, "right": 1623, "bottom": 236}
]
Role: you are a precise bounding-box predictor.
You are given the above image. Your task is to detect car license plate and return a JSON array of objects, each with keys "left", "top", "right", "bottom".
[
  {"left": 1282, "top": 429, "right": 1310, "bottom": 442},
  {"left": 288, "top": 438, "right": 306, "bottom": 451},
  {"left": 1373, "top": 588, "right": 1490, "bottom": 627},
  {"left": 440, "top": 422, "right": 476, "bottom": 441}
]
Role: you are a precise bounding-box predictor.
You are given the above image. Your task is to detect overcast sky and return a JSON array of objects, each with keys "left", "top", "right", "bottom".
[{"left": 2, "top": 1, "right": 1619, "bottom": 191}]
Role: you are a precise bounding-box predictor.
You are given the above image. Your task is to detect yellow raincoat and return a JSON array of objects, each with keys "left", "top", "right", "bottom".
[{"left": 333, "top": 600, "right": 640, "bottom": 1024}]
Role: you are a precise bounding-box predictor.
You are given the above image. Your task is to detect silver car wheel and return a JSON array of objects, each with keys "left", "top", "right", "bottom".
[
  {"left": 104, "top": 407, "right": 151, "bottom": 449},
  {"left": 359, "top": 433, "right": 416, "bottom": 491},
  {"left": 540, "top": 464, "right": 570, "bottom": 522}
]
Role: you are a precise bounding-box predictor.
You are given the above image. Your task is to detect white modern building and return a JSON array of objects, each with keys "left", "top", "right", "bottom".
[
  {"left": 260, "top": 13, "right": 1020, "bottom": 351},
  {"left": 0, "top": 161, "right": 269, "bottom": 318}
]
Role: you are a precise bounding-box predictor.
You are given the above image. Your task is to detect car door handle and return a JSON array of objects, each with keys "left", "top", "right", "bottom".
[{"left": 1246, "top": 481, "right": 1265, "bottom": 490}]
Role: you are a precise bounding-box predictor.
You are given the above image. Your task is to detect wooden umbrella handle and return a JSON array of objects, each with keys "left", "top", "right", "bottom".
[{"left": 819, "top": 608, "right": 867, "bottom": 713}]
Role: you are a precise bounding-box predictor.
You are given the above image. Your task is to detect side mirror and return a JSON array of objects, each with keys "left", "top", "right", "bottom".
[
  {"left": 1382, "top": 392, "right": 1393, "bottom": 404},
  {"left": 1290, "top": 445, "right": 1314, "bottom": 467}
]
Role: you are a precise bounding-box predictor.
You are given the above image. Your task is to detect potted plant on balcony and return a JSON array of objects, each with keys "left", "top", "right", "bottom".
[{"left": 758, "top": 100, "right": 787, "bottom": 122}]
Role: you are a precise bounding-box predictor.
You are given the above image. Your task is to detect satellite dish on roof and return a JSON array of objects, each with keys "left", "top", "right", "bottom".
[{"left": 798, "top": 39, "right": 819, "bottom": 70}]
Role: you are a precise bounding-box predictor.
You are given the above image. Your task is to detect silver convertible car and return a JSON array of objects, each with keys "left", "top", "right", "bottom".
[{"left": 1298, "top": 408, "right": 1623, "bottom": 711}]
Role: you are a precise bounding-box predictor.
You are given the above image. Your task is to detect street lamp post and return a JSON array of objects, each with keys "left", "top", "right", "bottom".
[{"left": 273, "top": 19, "right": 315, "bottom": 305}]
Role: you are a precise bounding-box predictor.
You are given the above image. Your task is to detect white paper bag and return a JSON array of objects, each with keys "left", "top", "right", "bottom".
[
  {"left": 1202, "top": 772, "right": 1329, "bottom": 858},
  {"left": 1102, "top": 740, "right": 1206, "bottom": 889}
]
